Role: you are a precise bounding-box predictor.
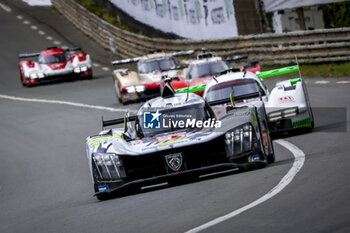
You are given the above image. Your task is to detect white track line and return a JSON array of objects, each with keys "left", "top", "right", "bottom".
[
  {"left": 0, "top": 2, "right": 11, "bottom": 12},
  {"left": 102, "top": 67, "right": 110, "bottom": 71},
  {"left": 0, "top": 94, "right": 137, "bottom": 114},
  {"left": 17, "top": 15, "right": 23, "bottom": 19},
  {"left": 315, "top": 80, "right": 330, "bottom": 84},
  {"left": 38, "top": 30, "right": 45, "bottom": 35},
  {"left": 46, "top": 36, "right": 53, "bottom": 40},
  {"left": 185, "top": 139, "right": 305, "bottom": 233},
  {"left": 23, "top": 20, "right": 31, "bottom": 25},
  {"left": 53, "top": 40, "right": 61, "bottom": 45},
  {"left": 336, "top": 81, "right": 350, "bottom": 84},
  {"left": 30, "top": 25, "right": 38, "bottom": 30}
]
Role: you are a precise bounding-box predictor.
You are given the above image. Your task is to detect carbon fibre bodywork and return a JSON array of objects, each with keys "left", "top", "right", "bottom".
[{"left": 85, "top": 93, "right": 274, "bottom": 200}]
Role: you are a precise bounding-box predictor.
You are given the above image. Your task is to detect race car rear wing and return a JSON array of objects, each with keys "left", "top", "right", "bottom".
[
  {"left": 66, "top": 47, "right": 82, "bottom": 52},
  {"left": 102, "top": 115, "right": 137, "bottom": 128},
  {"left": 111, "top": 50, "right": 194, "bottom": 65},
  {"left": 112, "top": 57, "right": 144, "bottom": 65},
  {"left": 18, "top": 47, "right": 83, "bottom": 59},
  {"left": 18, "top": 52, "right": 40, "bottom": 59},
  {"left": 225, "top": 55, "right": 248, "bottom": 62}
]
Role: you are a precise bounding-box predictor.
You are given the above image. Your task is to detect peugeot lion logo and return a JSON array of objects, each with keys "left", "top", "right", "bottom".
[{"left": 165, "top": 153, "right": 182, "bottom": 171}]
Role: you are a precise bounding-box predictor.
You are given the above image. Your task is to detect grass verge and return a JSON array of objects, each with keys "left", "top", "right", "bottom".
[
  {"left": 75, "top": 0, "right": 133, "bottom": 32},
  {"left": 263, "top": 63, "right": 350, "bottom": 78}
]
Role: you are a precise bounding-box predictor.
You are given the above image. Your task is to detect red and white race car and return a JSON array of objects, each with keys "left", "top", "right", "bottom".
[
  {"left": 162, "top": 51, "right": 261, "bottom": 96},
  {"left": 18, "top": 46, "right": 92, "bottom": 86}
]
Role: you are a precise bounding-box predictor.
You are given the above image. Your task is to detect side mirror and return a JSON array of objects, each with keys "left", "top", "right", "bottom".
[
  {"left": 122, "top": 112, "right": 136, "bottom": 141},
  {"left": 230, "top": 90, "right": 235, "bottom": 107},
  {"left": 123, "top": 112, "right": 129, "bottom": 134},
  {"left": 226, "top": 55, "right": 248, "bottom": 62},
  {"left": 176, "top": 64, "right": 187, "bottom": 69}
]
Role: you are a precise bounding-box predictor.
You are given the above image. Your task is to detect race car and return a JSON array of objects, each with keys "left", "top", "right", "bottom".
[
  {"left": 18, "top": 46, "right": 92, "bottom": 86},
  {"left": 111, "top": 50, "right": 193, "bottom": 104},
  {"left": 203, "top": 65, "right": 314, "bottom": 133},
  {"left": 85, "top": 80, "right": 274, "bottom": 200},
  {"left": 164, "top": 51, "right": 260, "bottom": 96}
]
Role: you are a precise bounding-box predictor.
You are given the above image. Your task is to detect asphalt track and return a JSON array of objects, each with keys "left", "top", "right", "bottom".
[{"left": 0, "top": 1, "right": 349, "bottom": 233}]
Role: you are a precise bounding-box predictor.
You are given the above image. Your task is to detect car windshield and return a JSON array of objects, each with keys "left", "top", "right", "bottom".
[
  {"left": 138, "top": 57, "right": 177, "bottom": 73},
  {"left": 206, "top": 79, "right": 261, "bottom": 103},
  {"left": 139, "top": 105, "right": 206, "bottom": 137},
  {"left": 188, "top": 60, "right": 228, "bottom": 79},
  {"left": 40, "top": 54, "right": 67, "bottom": 64}
]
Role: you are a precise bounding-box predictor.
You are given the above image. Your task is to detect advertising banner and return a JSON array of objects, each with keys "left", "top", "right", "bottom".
[{"left": 109, "top": 0, "right": 238, "bottom": 40}]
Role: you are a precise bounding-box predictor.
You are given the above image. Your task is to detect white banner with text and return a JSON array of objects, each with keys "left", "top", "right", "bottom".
[{"left": 109, "top": 0, "right": 238, "bottom": 40}]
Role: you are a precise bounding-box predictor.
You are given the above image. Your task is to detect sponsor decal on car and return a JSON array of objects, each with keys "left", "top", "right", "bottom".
[
  {"left": 279, "top": 96, "right": 295, "bottom": 103},
  {"left": 248, "top": 155, "right": 260, "bottom": 162},
  {"left": 98, "top": 185, "right": 109, "bottom": 192},
  {"left": 156, "top": 132, "right": 187, "bottom": 146},
  {"left": 87, "top": 135, "right": 121, "bottom": 146}
]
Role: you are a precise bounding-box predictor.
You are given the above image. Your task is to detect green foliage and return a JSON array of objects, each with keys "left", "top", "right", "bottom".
[
  {"left": 75, "top": 0, "right": 133, "bottom": 32},
  {"left": 323, "top": 2, "right": 350, "bottom": 28}
]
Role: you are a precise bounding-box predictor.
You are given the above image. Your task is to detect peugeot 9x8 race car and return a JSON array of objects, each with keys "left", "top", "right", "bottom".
[
  {"left": 18, "top": 46, "right": 92, "bottom": 86},
  {"left": 85, "top": 81, "right": 274, "bottom": 200},
  {"left": 111, "top": 50, "right": 193, "bottom": 104},
  {"left": 203, "top": 65, "right": 314, "bottom": 133},
  {"left": 165, "top": 51, "right": 261, "bottom": 96}
]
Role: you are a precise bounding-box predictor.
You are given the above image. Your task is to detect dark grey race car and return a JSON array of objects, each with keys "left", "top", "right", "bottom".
[{"left": 85, "top": 82, "right": 275, "bottom": 200}]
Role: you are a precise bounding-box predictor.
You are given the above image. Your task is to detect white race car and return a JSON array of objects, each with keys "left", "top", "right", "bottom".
[
  {"left": 203, "top": 65, "right": 314, "bottom": 133},
  {"left": 19, "top": 46, "right": 92, "bottom": 86}
]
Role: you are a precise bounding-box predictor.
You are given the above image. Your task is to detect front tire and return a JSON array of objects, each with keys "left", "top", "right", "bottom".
[
  {"left": 96, "top": 193, "right": 111, "bottom": 201},
  {"left": 114, "top": 80, "right": 123, "bottom": 104}
]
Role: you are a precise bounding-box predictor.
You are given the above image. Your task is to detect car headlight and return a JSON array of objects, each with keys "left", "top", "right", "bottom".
[
  {"left": 80, "top": 66, "right": 88, "bottom": 72},
  {"left": 73, "top": 67, "right": 81, "bottom": 73},
  {"left": 225, "top": 123, "right": 257, "bottom": 156},
  {"left": 135, "top": 85, "right": 145, "bottom": 92},
  {"left": 30, "top": 73, "right": 45, "bottom": 79},
  {"left": 92, "top": 153, "right": 125, "bottom": 181},
  {"left": 73, "top": 67, "right": 80, "bottom": 73},
  {"left": 126, "top": 86, "right": 136, "bottom": 93}
]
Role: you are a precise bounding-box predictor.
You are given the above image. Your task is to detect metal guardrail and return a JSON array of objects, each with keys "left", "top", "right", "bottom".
[{"left": 52, "top": 0, "right": 350, "bottom": 65}]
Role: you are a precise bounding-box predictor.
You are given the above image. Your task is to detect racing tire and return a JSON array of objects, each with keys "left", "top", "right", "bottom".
[
  {"left": 266, "top": 126, "right": 275, "bottom": 164},
  {"left": 267, "top": 149, "right": 275, "bottom": 164},
  {"left": 114, "top": 80, "right": 123, "bottom": 104},
  {"left": 19, "top": 70, "right": 27, "bottom": 87},
  {"left": 95, "top": 193, "right": 112, "bottom": 201},
  {"left": 309, "top": 106, "right": 315, "bottom": 129}
]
